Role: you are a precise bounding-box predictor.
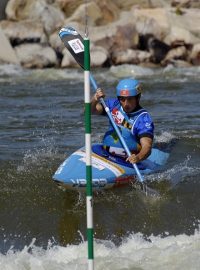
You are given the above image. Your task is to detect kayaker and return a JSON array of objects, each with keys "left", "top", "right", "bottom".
[{"left": 91, "top": 78, "right": 154, "bottom": 164}]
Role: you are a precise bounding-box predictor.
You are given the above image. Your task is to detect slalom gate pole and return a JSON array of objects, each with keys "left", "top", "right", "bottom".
[{"left": 84, "top": 36, "right": 94, "bottom": 270}]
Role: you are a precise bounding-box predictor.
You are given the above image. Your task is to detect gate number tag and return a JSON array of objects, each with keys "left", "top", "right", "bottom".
[{"left": 68, "top": 39, "right": 84, "bottom": 54}]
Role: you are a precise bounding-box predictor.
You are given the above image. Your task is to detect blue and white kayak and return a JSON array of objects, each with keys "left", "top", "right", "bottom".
[{"left": 53, "top": 144, "right": 169, "bottom": 190}]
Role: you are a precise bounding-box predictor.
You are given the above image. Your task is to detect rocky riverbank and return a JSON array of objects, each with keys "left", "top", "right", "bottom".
[{"left": 0, "top": 0, "right": 200, "bottom": 68}]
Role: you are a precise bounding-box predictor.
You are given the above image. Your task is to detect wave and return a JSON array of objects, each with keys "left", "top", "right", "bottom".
[
  {"left": 109, "top": 64, "right": 200, "bottom": 82},
  {"left": 1, "top": 229, "right": 199, "bottom": 270},
  {"left": 0, "top": 64, "right": 83, "bottom": 83}
]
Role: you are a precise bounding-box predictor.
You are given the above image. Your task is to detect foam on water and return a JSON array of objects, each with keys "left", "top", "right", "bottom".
[
  {"left": 146, "top": 154, "right": 200, "bottom": 187},
  {"left": 109, "top": 64, "right": 200, "bottom": 83},
  {"left": 110, "top": 64, "right": 155, "bottom": 78},
  {"left": 1, "top": 229, "right": 200, "bottom": 270},
  {"left": 0, "top": 64, "right": 83, "bottom": 83},
  {"left": 154, "top": 131, "right": 176, "bottom": 143}
]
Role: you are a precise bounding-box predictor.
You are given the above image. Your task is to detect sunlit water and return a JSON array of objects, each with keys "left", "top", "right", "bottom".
[{"left": 0, "top": 64, "right": 200, "bottom": 269}]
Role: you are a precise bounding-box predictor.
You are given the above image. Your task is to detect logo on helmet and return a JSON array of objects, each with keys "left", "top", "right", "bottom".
[{"left": 120, "top": 89, "right": 130, "bottom": 96}]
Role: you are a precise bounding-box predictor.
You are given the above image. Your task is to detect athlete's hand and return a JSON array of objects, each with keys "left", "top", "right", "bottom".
[
  {"left": 126, "top": 154, "right": 140, "bottom": 164},
  {"left": 94, "top": 88, "right": 105, "bottom": 101}
]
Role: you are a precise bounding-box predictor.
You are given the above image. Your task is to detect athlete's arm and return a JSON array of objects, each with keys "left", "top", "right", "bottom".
[
  {"left": 126, "top": 137, "right": 153, "bottom": 163},
  {"left": 91, "top": 88, "right": 105, "bottom": 115}
]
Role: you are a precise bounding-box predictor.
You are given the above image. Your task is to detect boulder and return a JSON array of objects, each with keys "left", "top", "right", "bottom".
[
  {"left": 0, "top": 20, "right": 47, "bottom": 46},
  {"left": 94, "top": 0, "right": 120, "bottom": 25},
  {"left": 90, "top": 45, "right": 108, "bottom": 67},
  {"left": 164, "top": 26, "right": 200, "bottom": 46},
  {"left": 60, "top": 49, "right": 79, "bottom": 68},
  {"left": 49, "top": 31, "right": 64, "bottom": 54},
  {"left": 111, "top": 49, "right": 151, "bottom": 65},
  {"left": 64, "top": 2, "right": 102, "bottom": 27},
  {"left": 113, "top": 24, "right": 139, "bottom": 51},
  {"left": 89, "top": 23, "right": 139, "bottom": 55},
  {"left": 114, "top": 0, "right": 171, "bottom": 9},
  {"left": 171, "top": 0, "right": 200, "bottom": 8},
  {"left": 6, "top": 0, "right": 65, "bottom": 35},
  {"left": 130, "top": 7, "right": 170, "bottom": 40},
  {"left": 64, "top": 1, "right": 120, "bottom": 27},
  {"left": 167, "top": 8, "right": 200, "bottom": 39},
  {"left": 151, "top": 0, "right": 172, "bottom": 7},
  {"left": 161, "top": 45, "right": 188, "bottom": 65},
  {"left": 110, "top": 0, "right": 150, "bottom": 9},
  {"left": 15, "top": 43, "right": 58, "bottom": 68},
  {"left": 141, "top": 35, "right": 170, "bottom": 63},
  {"left": 171, "top": 0, "right": 191, "bottom": 8},
  {"left": 89, "top": 24, "right": 118, "bottom": 51},
  {"left": 189, "top": 43, "right": 200, "bottom": 65},
  {"left": 0, "top": 27, "right": 19, "bottom": 64},
  {"left": 55, "top": 0, "right": 84, "bottom": 17}
]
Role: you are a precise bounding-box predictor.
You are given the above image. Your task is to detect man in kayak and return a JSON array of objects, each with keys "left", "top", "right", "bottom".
[{"left": 91, "top": 78, "right": 154, "bottom": 164}]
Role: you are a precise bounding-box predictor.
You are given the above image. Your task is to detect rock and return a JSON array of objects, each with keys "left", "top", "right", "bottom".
[
  {"left": 113, "top": 24, "right": 139, "bottom": 51},
  {"left": 90, "top": 45, "right": 108, "bottom": 67},
  {"left": 89, "top": 23, "right": 139, "bottom": 56},
  {"left": 60, "top": 49, "right": 79, "bottom": 68},
  {"left": 162, "top": 45, "right": 188, "bottom": 65},
  {"left": 94, "top": 0, "right": 120, "bottom": 25},
  {"left": 6, "top": 0, "right": 65, "bottom": 35},
  {"left": 167, "top": 9, "right": 200, "bottom": 39},
  {"left": 15, "top": 43, "right": 58, "bottom": 68},
  {"left": 0, "top": 20, "right": 47, "bottom": 46},
  {"left": 114, "top": 0, "right": 172, "bottom": 9},
  {"left": 171, "top": 0, "right": 191, "bottom": 8},
  {"left": 131, "top": 7, "right": 170, "bottom": 40},
  {"left": 164, "top": 26, "right": 200, "bottom": 46},
  {"left": 111, "top": 0, "right": 150, "bottom": 9},
  {"left": 140, "top": 35, "right": 170, "bottom": 63},
  {"left": 130, "top": 7, "right": 200, "bottom": 41},
  {"left": 151, "top": 0, "right": 172, "bottom": 7},
  {"left": 171, "top": 0, "right": 200, "bottom": 8},
  {"left": 55, "top": 0, "right": 84, "bottom": 17},
  {"left": 64, "top": 2, "right": 102, "bottom": 27},
  {"left": 64, "top": 1, "right": 120, "bottom": 27},
  {"left": 189, "top": 43, "right": 200, "bottom": 65},
  {"left": 89, "top": 24, "right": 118, "bottom": 52},
  {"left": 0, "top": 27, "right": 19, "bottom": 64},
  {"left": 111, "top": 49, "right": 151, "bottom": 65}
]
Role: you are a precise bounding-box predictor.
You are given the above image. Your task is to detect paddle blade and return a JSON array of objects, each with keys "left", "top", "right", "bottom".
[{"left": 59, "top": 26, "right": 85, "bottom": 69}]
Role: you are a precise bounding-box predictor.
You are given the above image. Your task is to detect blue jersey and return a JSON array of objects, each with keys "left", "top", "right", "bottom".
[{"left": 102, "top": 98, "right": 154, "bottom": 153}]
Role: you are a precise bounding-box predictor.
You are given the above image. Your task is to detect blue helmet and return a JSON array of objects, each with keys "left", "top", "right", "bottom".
[{"left": 116, "top": 78, "right": 141, "bottom": 97}]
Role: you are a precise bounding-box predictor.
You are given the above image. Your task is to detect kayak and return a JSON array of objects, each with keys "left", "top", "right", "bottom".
[{"left": 53, "top": 144, "right": 169, "bottom": 190}]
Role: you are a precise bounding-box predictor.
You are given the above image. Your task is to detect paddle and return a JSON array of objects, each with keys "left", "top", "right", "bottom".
[{"left": 59, "top": 26, "right": 159, "bottom": 197}]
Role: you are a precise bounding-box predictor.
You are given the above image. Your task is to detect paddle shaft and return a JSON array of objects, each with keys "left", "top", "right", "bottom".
[{"left": 90, "top": 74, "right": 144, "bottom": 183}]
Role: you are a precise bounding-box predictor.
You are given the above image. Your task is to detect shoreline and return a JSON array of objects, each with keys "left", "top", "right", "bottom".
[{"left": 0, "top": 1, "right": 200, "bottom": 69}]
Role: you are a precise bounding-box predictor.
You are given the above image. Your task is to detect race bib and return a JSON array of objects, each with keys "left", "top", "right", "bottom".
[
  {"left": 112, "top": 108, "right": 124, "bottom": 124},
  {"left": 68, "top": 39, "right": 84, "bottom": 54}
]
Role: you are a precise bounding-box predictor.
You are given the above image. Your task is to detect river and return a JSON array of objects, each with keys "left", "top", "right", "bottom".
[{"left": 0, "top": 63, "right": 200, "bottom": 269}]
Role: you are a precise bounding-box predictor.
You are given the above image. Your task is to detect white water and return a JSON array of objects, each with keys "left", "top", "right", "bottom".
[
  {"left": 1, "top": 230, "right": 200, "bottom": 270},
  {"left": 1, "top": 63, "right": 200, "bottom": 270}
]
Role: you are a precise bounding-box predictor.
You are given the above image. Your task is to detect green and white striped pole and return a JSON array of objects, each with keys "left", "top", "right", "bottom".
[{"left": 84, "top": 36, "right": 94, "bottom": 270}]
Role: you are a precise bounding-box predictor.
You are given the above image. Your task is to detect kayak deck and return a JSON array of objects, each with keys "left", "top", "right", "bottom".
[{"left": 53, "top": 144, "right": 169, "bottom": 191}]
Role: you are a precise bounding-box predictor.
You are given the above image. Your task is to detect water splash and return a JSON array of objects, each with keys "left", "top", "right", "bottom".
[
  {"left": 146, "top": 155, "right": 200, "bottom": 187},
  {"left": 1, "top": 228, "right": 200, "bottom": 270}
]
